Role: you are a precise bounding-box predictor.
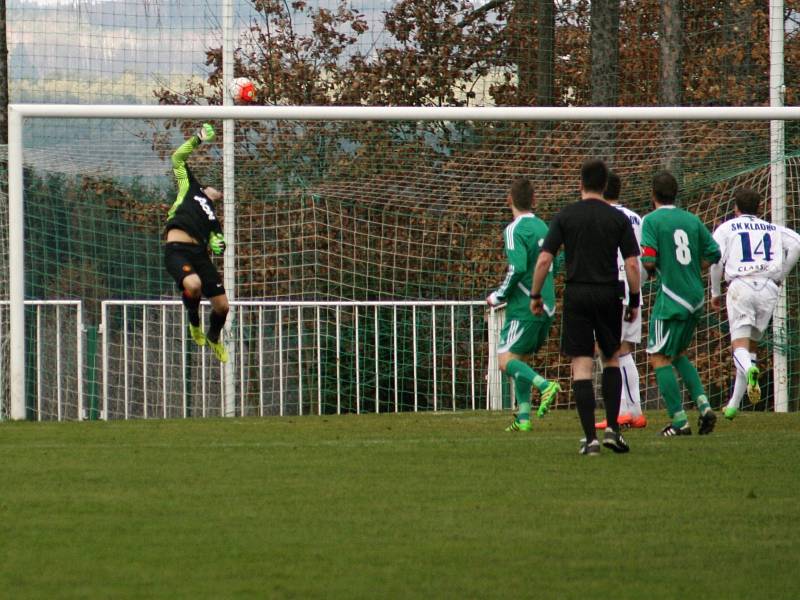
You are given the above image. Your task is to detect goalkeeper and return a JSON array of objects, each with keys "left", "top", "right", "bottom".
[
  {"left": 163, "top": 123, "right": 229, "bottom": 362},
  {"left": 487, "top": 178, "right": 561, "bottom": 432}
]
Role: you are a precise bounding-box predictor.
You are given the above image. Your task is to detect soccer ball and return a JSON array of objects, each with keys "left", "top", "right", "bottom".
[{"left": 229, "top": 77, "right": 255, "bottom": 104}]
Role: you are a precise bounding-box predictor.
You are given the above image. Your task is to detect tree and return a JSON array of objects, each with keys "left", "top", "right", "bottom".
[
  {"left": 589, "top": 0, "right": 620, "bottom": 161},
  {"left": 0, "top": 0, "right": 8, "bottom": 144},
  {"left": 536, "top": 0, "right": 555, "bottom": 107},
  {"left": 509, "top": 0, "right": 536, "bottom": 104},
  {"left": 660, "top": 0, "right": 683, "bottom": 176},
  {"left": 351, "top": 0, "right": 508, "bottom": 107},
  {"left": 590, "top": 0, "right": 620, "bottom": 107}
]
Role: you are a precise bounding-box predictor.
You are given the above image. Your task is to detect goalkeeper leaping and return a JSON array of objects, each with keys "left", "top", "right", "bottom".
[{"left": 164, "top": 123, "right": 229, "bottom": 362}]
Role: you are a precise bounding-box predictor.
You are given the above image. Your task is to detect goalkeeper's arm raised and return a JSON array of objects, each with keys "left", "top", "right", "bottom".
[{"left": 171, "top": 124, "right": 215, "bottom": 205}]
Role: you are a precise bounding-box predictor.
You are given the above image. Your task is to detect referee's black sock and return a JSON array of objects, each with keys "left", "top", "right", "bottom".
[
  {"left": 602, "top": 366, "right": 622, "bottom": 432},
  {"left": 182, "top": 291, "right": 201, "bottom": 327},
  {"left": 207, "top": 309, "right": 228, "bottom": 344},
  {"left": 573, "top": 379, "right": 596, "bottom": 442}
]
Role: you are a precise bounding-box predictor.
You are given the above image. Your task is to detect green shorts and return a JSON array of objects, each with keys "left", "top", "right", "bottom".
[
  {"left": 497, "top": 317, "right": 553, "bottom": 356},
  {"left": 646, "top": 314, "right": 699, "bottom": 358}
]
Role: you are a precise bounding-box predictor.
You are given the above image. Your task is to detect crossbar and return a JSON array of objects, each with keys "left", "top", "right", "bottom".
[{"left": 10, "top": 104, "right": 800, "bottom": 121}]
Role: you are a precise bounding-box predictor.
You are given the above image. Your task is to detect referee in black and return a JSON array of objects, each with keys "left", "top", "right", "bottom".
[{"left": 530, "top": 159, "right": 641, "bottom": 455}]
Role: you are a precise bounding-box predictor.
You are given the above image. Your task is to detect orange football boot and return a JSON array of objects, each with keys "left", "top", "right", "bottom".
[
  {"left": 629, "top": 414, "right": 648, "bottom": 428},
  {"left": 595, "top": 413, "right": 633, "bottom": 429}
]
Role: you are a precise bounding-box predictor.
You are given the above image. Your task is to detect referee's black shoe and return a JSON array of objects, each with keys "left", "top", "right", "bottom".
[
  {"left": 602, "top": 428, "right": 630, "bottom": 453},
  {"left": 579, "top": 438, "right": 601, "bottom": 456},
  {"left": 697, "top": 410, "right": 718, "bottom": 436}
]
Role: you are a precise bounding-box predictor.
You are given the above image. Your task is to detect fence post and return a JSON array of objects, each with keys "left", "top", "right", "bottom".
[
  {"left": 85, "top": 325, "right": 99, "bottom": 420},
  {"left": 486, "top": 306, "right": 504, "bottom": 410}
]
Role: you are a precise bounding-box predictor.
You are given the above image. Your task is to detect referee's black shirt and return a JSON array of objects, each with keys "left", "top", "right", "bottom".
[{"left": 542, "top": 198, "right": 639, "bottom": 285}]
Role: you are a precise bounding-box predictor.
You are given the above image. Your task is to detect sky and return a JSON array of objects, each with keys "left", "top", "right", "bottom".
[
  {"left": 8, "top": 0, "right": 400, "bottom": 177},
  {"left": 9, "top": 0, "right": 396, "bottom": 102}
]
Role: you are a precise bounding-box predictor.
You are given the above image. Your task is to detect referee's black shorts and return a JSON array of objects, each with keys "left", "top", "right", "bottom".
[
  {"left": 164, "top": 242, "right": 225, "bottom": 298},
  {"left": 561, "top": 282, "right": 624, "bottom": 359}
]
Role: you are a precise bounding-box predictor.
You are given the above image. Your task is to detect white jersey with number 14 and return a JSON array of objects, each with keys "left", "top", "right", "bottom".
[{"left": 712, "top": 215, "right": 786, "bottom": 282}]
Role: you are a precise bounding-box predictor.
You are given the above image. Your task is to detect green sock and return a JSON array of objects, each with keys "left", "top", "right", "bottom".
[
  {"left": 655, "top": 365, "right": 683, "bottom": 420},
  {"left": 532, "top": 373, "right": 549, "bottom": 393},
  {"left": 507, "top": 360, "right": 533, "bottom": 421},
  {"left": 672, "top": 410, "right": 688, "bottom": 428},
  {"left": 695, "top": 395, "right": 711, "bottom": 415},
  {"left": 672, "top": 355, "right": 711, "bottom": 414}
]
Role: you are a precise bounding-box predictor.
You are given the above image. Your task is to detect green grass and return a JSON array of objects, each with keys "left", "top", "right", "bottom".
[{"left": 1, "top": 411, "right": 799, "bottom": 599}]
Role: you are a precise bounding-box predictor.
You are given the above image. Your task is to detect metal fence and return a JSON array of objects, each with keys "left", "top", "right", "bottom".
[
  {"left": 0, "top": 300, "right": 83, "bottom": 420},
  {"left": 100, "top": 300, "right": 501, "bottom": 420}
]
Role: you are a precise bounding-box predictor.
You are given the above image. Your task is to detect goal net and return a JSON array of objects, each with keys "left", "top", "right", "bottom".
[{"left": 3, "top": 107, "right": 800, "bottom": 420}]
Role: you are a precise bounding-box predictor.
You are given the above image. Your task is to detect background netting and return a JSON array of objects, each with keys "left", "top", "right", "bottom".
[
  {"left": 3, "top": 116, "right": 800, "bottom": 418},
  {"left": 2, "top": 1, "right": 800, "bottom": 418}
]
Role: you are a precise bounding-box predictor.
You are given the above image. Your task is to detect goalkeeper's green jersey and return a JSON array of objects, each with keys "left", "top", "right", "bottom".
[
  {"left": 491, "top": 213, "right": 556, "bottom": 320},
  {"left": 641, "top": 205, "right": 721, "bottom": 320},
  {"left": 165, "top": 135, "right": 223, "bottom": 247}
]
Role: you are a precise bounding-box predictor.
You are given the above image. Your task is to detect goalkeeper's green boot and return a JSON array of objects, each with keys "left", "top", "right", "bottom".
[
  {"left": 188, "top": 324, "right": 207, "bottom": 347},
  {"left": 537, "top": 381, "right": 562, "bottom": 418},
  {"left": 746, "top": 366, "right": 761, "bottom": 405},
  {"left": 505, "top": 418, "right": 532, "bottom": 432},
  {"left": 207, "top": 338, "right": 229, "bottom": 363}
]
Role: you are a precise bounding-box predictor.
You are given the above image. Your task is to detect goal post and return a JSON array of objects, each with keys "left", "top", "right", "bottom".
[
  {"left": 7, "top": 104, "right": 800, "bottom": 420},
  {"left": 770, "top": 0, "right": 788, "bottom": 412},
  {"left": 8, "top": 108, "right": 25, "bottom": 420}
]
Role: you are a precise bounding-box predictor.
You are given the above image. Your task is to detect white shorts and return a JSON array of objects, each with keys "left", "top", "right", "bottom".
[
  {"left": 620, "top": 304, "right": 642, "bottom": 344},
  {"left": 726, "top": 277, "right": 780, "bottom": 341}
]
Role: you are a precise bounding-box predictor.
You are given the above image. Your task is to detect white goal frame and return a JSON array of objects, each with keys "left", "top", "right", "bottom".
[{"left": 8, "top": 104, "right": 800, "bottom": 419}]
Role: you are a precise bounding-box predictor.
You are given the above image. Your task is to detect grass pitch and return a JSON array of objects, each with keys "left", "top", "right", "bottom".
[{"left": 1, "top": 411, "right": 799, "bottom": 599}]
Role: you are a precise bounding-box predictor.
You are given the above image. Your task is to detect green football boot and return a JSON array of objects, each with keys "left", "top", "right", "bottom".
[
  {"left": 723, "top": 406, "right": 739, "bottom": 421},
  {"left": 746, "top": 366, "right": 761, "bottom": 405},
  {"left": 188, "top": 324, "right": 207, "bottom": 347},
  {"left": 207, "top": 338, "right": 229, "bottom": 363},
  {"left": 536, "top": 381, "right": 562, "bottom": 418},
  {"left": 505, "top": 419, "right": 533, "bottom": 432}
]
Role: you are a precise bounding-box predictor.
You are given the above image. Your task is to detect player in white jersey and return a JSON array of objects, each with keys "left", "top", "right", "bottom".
[
  {"left": 595, "top": 171, "right": 648, "bottom": 429},
  {"left": 710, "top": 187, "right": 800, "bottom": 419}
]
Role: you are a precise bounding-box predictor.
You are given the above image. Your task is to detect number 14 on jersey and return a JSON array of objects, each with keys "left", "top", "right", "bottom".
[{"left": 737, "top": 231, "right": 771, "bottom": 263}]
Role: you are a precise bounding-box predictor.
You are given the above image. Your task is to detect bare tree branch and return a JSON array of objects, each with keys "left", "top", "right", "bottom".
[{"left": 456, "top": 0, "right": 510, "bottom": 28}]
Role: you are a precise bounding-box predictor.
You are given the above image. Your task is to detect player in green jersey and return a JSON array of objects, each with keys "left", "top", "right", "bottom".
[
  {"left": 487, "top": 178, "right": 561, "bottom": 432},
  {"left": 640, "top": 171, "right": 721, "bottom": 436}
]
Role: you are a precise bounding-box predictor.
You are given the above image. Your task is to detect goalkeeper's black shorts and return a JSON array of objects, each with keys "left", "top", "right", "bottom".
[{"left": 164, "top": 242, "right": 225, "bottom": 298}]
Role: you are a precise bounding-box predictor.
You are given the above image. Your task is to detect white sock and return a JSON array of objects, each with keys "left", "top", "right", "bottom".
[
  {"left": 733, "top": 347, "right": 752, "bottom": 376},
  {"left": 619, "top": 353, "right": 643, "bottom": 417},
  {"left": 727, "top": 369, "right": 748, "bottom": 411}
]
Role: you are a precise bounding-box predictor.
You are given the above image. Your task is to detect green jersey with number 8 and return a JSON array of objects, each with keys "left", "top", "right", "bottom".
[{"left": 641, "top": 205, "right": 721, "bottom": 320}]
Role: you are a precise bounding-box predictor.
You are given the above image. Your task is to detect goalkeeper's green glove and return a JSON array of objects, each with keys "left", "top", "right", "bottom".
[
  {"left": 209, "top": 232, "right": 226, "bottom": 255},
  {"left": 198, "top": 123, "right": 216, "bottom": 143}
]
